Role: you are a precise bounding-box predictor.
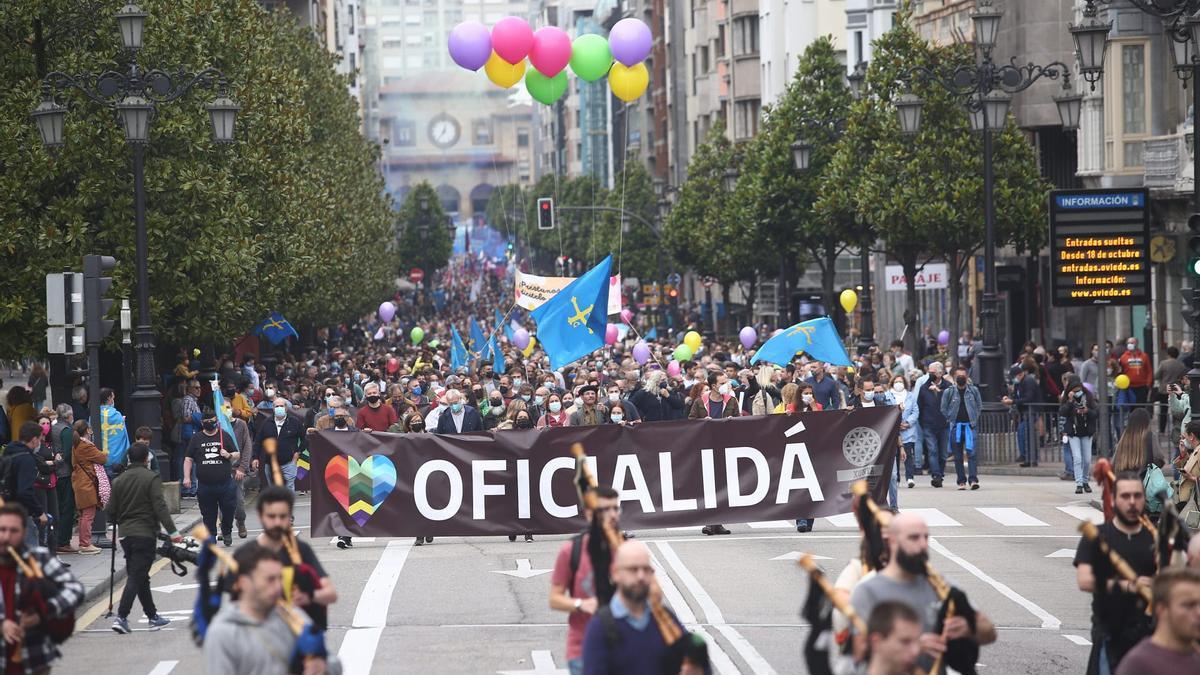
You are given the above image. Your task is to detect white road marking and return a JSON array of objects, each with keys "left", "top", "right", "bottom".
[
  {"left": 656, "top": 542, "right": 778, "bottom": 674},
  {"left": 147, "top": 661, "right": 178, "bottom": 675},
  {"left": 1057, "top": 506, "right": 1103, "bottom": 524},
  {"left": 496, "top": 650, "right": 567, "bottom": 674},
  {"left": 151, "top": 582, "right": 199, "bottom": 594},
  {"left": 648, "top": 550, "right": 740, "bottom": 675},
  {"left": 769, "top": 552, "right": 832, "bottom": 561},
  {"left": 636, "top": 533, "right": 1080, "bottom": 544},
  {"left": 747, "top": 521, "right": 794, "bottom": 529},
  {"left": 784, "top": 420, "right": 806, "bottom": 437},
  {"left": 338, "top": 540, "right": 413, "bottom": 674},
  {"left": 1063, "top": 634, "right": 1092, "bottom": 646},
  {"left": 492, "top": 558, "right": 553, "bottom": 579},
  {"left": 1046, "top": 549, "right": 1076, "bottom": 558},
  {"left": 976, "top": 508, "right": 1049, "bottom": 527},
  {"left": 329, "top": 536, "right": 377, "bottom": 545},
  {"left": 928, "top": 537, "right": 1061, "bottom": 629},
  {"left": 824, "top": 513, "right": 858, "bottom": 528},
  {"left": 901, "top": 508, "right": 962, "bottom": 527}
]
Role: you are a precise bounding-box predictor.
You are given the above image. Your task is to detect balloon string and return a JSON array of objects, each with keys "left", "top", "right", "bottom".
[
  {"left": 622, "top": 320, "right": 671, "bottom": 373},
  {"left": 617, "top": 101, "right": 628, "bottom": 279}
]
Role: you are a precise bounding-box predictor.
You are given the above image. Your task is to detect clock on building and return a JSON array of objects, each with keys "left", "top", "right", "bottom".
[{"left": 428, "top": 113, "right": 461, "bottom": 148}]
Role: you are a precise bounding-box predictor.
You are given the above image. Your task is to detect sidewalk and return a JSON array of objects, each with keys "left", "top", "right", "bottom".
[{"left": 70, "top": 501, "right": 204, "bottom": 606}]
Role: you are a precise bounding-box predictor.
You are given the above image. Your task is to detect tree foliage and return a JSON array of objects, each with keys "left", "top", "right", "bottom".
[
  {"left": 0, "top": 0, "right": 394, "bottom": 357},
  {"left": 394, "top": 181, "right": 453, "bottom": 279}
]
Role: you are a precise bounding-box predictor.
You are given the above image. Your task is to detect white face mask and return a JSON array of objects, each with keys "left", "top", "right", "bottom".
[
  {"left": 861, "top": 399, "right": 875, "bottom": 408},
  {"left": 892, "top": 382, "right": 905, "bottom": 392},
  {"left": 718, "top": 383, "right": 731, "bottom": 396},
  {"left": 608, "top": 393, "right": 620, "bottom": 403},
  {"left": 802, "top": 394, "right": 814, "bottom": 404}
]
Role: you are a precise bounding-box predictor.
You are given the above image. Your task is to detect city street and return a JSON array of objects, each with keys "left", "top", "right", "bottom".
[{"left": 60, "top": 476, "right": 1095, "bottom": 674}]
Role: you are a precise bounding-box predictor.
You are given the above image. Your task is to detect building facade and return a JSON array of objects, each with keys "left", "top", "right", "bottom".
[{"left": 759, "top": 0, "right": 845, "bottom": 107}]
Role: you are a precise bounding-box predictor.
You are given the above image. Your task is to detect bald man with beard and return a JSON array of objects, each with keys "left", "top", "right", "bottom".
[{"left": 851, "top": 513, "right": 996, "bottom": 673}]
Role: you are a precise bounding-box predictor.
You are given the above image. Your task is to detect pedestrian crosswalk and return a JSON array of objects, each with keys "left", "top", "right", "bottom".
[{"left": 732, "top": 503, "right": 1100, "bottom": 531}]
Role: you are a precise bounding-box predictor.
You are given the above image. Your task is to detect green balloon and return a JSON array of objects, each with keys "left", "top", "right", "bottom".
[
  {"left": 428, "top": 339, "right": 440, "bottom": 349},
  {"left": 673, "top": 344, "right": 693, "bottom": 362},
  {"left": 570, "top": 34, "right": 613, "bottom": 82},
  {"left": 410, "top": 326, "right": 425, "bottom": 345},
  {"left": 525, "top": 68, "right": 569, "bottom": 105}
]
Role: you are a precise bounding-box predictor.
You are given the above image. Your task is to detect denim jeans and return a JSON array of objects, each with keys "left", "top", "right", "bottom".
[
  {"left": 950, "top": 432, "right": 978, "bottom": 485},
  {"left": 888, "top": 459, "right": 900, "bottom": 510},
  {"left": 568, "top": 658, "right": 583, "bottom": 675},
  {"left": 1016, "top": 416, "right": 1030, "bottom": 462},
  {"left": 921, "top": 427, "right": 949, "bottom": 479},
  {"left": 902, "top": 442, "right": 917, "bottom": 480},
  {"left": 198, "top": 479, "right": 237, "bottom": 537},
  {"left": 280, "top": 460, "right": 297, "bottom": 491},
  {"left": 796, "top": 518, "right": 814, "bottom": 530},
  {"left": 1062, "top": 440, "right": 1074, "bottom": 475},
  {"left": 1069, "top": 436, "right": 1093, "bottom": 487},
  {"left": 118, "top": 536, "right": 158, "bottom": 619},
  {"left": 912, "top": 425, "right": 924, "bottom": 471}
]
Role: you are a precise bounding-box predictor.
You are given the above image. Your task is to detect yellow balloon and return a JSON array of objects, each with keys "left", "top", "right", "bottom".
[
  {"left": 522, "top": 335, "right": 537, "bottom": 357},
  {"left": 840, "top": 289, "right": 858, "bottom": 313},
  {"left": 684, "top": 330, "right": 702, "bottom": 352},
  {"left": 1114, "top": 374, "right": 1130, "bottom": 390},
  {"left": 608, "top": 62, "right": 649, "bottom": 102},
  {"left": 485, "top": 51, "right": 526, "bottom": 88}
]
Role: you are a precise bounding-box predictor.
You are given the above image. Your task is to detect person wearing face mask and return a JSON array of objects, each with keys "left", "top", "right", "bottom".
[
  {"left": 537, "top": 394, "right": 571, "bottom": 428},
  {"left": 939, "top": 367, "right": 982, "bottom": 491},
  {"left": 895, "top": 377, "right": 922, "bottom": 489},
  {"left": 435, "top": 389, "right": 484, "bottom": 434},
  {"left": 253, "top": 397, "right": 306, "bottom": 493},
  {"left": 605, "top": 385, "right": 641, "bottom": 423},
  {"left": 224, "top": 378, "right": 255, "bottom": 423},
  {"left": 530, "top": 386, "right": 550, "bottom": 421},
  {"left": 355, "top": 382, "right": 398, "bottom": 433},
  {"left": 569, "top": 386, "right": 608, "bottom": 427},
  {"left": 1118, "top": 337, "right": 1153, "bottom": 404},
  {"left": 1058, "top": 377, "right": 1099, "bottom": 496},
  {"left": 184, "top": 408, "right": 239, "bottom": 546},
  {"left": 256, "top": 382, "right": 280, "bottom": 413},
  {"left": 607, "top": 402, "right": 632, "bottom": 426},
  {"left": 71, "top": 420, "right": 108, "bottom": 553},
  {"left": 306, "top": 387, "right": 339, "bottom": 431},
  {"left": 483, "top": 392, "right": 507, "bottom": 431},
  {"left": 851, "top": 514, "right": 996, "bottom": 672},
  {"left": 688, "top": 374, "right": 740, "bottom": 420},
  {"left": 496, "top": 401, "right": 530, "bottom": 430}
]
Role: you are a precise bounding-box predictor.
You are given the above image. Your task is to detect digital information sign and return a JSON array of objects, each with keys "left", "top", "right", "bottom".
[{"left": 1049, "top": 188, "right": 1149, "bottom": 307}]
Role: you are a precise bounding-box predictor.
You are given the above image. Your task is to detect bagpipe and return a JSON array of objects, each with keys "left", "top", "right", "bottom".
[
  {"left": 1091, "top": 456, "right": 1192, "bottom": 573},
  {"left": 188, "top": 524, "right": 328, "bottom": 673},
  {"left": 1092, "top": 459, "right": 1157, "bottom": 537},
  {"left": 571, "top": 443, "right": 708, "bottom": 675},
  {"left": 6, "top": 547, "right": 75, "bottom": 667},
  {"left": 264, "top": 439, "right": 322, "bottom": 604}
]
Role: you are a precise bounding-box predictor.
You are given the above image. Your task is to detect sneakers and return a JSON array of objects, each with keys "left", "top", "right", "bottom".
[
  {"left": 1076, "top": 485, "right": 1084, "bottom": 494},
  {"left": 77, "top": 545, "right": 102, "bottom": 555},
  {"left": 111, "top": 617, "right": 130, "bottom": 634},
  {"left": 147, "top": 615, "right": 171, "bottom": 630},
  {"left": 1083, "top": 484, "right": 1092, "bottom": 493},
  {"left": 56, "top": 545, "right": 77, "bottom": 554},
  {"left": 524, "top": 534, "right": 534, "bottom": 542},
  {"left": 970, "top": 482, "right": 980, "bottom": 491},
  {"left": 222, "top": 533, "right": 233, "bottom": 547},
  {"left": 957, "top": 484, "right": 967, "bottom": 491},
  {"left": 907, "top": 479, "right": 915, "bottom": 489},
  {"left": 336, "top": 537, "right": 353, "bottom": 549},
  {"left": 414, "top": 537, "right": 424, "bottom": 547},
  {"left": 237, "top": 522, "right": 248, "bottom": 539},
  {"left": 931, "top": 478, "right": 943, "bottom": 488}
]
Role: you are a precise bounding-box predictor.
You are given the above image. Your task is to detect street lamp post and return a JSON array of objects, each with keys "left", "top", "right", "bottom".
[
  {"left": 32, "top": 4, "right": 239, "bottom": 472},
  {"left": 1069, "top": 0, "right": 1200, "bottom": 437},
  {"left": 893, "top": 0, "right": 1081, "bottom": 406}
]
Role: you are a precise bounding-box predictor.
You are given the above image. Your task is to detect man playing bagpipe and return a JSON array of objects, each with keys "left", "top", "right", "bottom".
[
  {"left": 251, "top": 487, "right": 339, "bottom": 635},
  {"left": 0, "top": 502, "right": 84, "bottom": 674},
  {"left": 1074, "top": 471, "right": 1156, "bottom": 675},
  {"left": 849, "top": 513, "right": 996, "bottom": 675},
  {"left": 202, "top": 542, "right": 338, "bottom": 675}
]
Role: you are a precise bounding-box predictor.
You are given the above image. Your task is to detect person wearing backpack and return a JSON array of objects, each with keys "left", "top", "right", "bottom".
[
  {"left": 4, "top": 422, "right": 51, "bottom": 552},
  {"left": 1142, "top": 457, "right": 1173, "bottom": 523},
  {"left": 549, "top": 486, "right": 622, "bottom": 675}
]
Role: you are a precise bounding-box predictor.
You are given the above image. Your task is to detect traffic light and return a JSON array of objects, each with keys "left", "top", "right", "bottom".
[
  {"left": 1189, "top": 214, "right": 1200, "bottom": 278},
  {"left": 83, "top": 254, "right": 117, "bottom": 344},
  {"left": 665, "top": 284, "right": 678, "bottom": 304},
  {"left": 537, "top": 197, "right": 554, "bottom": 230}
]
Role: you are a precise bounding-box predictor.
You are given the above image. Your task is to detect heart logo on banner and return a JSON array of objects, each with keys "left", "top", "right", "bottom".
[{"left": 325, "top": 454, "right": 397, "bottom": 527}]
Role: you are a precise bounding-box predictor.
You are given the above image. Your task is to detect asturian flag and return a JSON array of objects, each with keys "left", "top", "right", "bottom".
[{"left": 531, "top": 255, "right": 611, "bottom": 371}]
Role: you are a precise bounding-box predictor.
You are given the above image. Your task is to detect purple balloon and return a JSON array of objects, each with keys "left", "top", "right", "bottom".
[
  {"left": 739, "top": 326, "right": 757, "bottom": 350},
  {"left": 937, "top": 330, "right": 950, "bottom": 345},
  {"left": 512, "top": 328, "right": 531, "bottom": 350},
  {"left": 448, "top": 21, "right": 492, "bottom": 71},
  {"left": 378, "top": 301, "right": 395, "bottom": 323},
  {"left": 608, "top": 18, "right": 652, "bottom": 66},
  {"left": 1083, "top": 382, "right": 1095, "bottom": 395},
  {"left": 632, "top": 341, "right": 651, "bottom": 365}
]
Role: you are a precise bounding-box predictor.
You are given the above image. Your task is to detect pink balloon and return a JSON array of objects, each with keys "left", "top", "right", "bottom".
[
  {"left": 667, "top": 361, "right": 681, "bottom": 377},
  {"left": 605, "top": 323, "right": 619, "bottom": 345},
  {"left": 620, "top": 309, "right": 633, "bottom": 324},
  {"left": 529, "top": 26, "right": 571, "bottom": 77},
  {"left": 491, "top": 16, "right": 534, "bottom": 65}
]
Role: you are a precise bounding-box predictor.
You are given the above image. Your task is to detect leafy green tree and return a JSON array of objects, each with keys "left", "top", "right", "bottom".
[
  {"left": 603, "top": 158, "right": 661, "bottom": 282},
  {"left": 819, "top": 8, "right": 1046, "bottom": 353},
  {"left": 740, "top": 36, "right": 861, "bottom": 326},
  {"left": 394, "top": 181, "right": 452, "bottom": 289},
  {"left": 0, "top": 0, "right": 394, "bottom": 357}
]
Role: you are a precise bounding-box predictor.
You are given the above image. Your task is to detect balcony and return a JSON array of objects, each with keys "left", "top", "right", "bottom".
[{"left": 1143, "top": 122, "right": 1195, "bottom": 196}]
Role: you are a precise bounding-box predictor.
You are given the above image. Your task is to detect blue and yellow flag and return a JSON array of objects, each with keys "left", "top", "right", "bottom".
[
  {"left": 211, "top": 378, "right": 241, "bottom": 452},
  {"left": 469, "top": 317, "right": 488, "bottom": 358},
  {"left": 531, "top": 255, "right": 611, "bottom": 371},
  {"left": 255, "top": 312, "right": 299, "bottom": 346},
  {"left": 645, "top": 327, "right": 658, "bottom": 341},
  {"left": 100, "top": 405, "right": 130, "bottom": 467},
  {"left": 451, "top": 326, "right": 469, "bottom": 372},
  {"left": 750, "top": 317, "right": 852, "bottom": 368},
  {"left": 491, "top": 336, "right": 506, "bottom": 375}
]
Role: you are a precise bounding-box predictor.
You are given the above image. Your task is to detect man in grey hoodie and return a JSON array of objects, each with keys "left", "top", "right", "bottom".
[{"left": 204, "top": 542, "right": 337, "bottom": 674}]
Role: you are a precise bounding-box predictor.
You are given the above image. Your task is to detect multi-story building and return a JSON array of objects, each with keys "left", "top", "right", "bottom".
[
  {"left": 844, "top": 0, "right": 897, "bottom": 68},
  {"left": 759, "top": 0, "right": 845, "bottom": 107},
  {"left": 361, "top": 0, "right": 536, "bottom": 224},
  {"left": 263, "top": 0, "right": 365, "bottom": 118},
  {"left": 682, "top": 0, "right": 761, "bottom": 160}
]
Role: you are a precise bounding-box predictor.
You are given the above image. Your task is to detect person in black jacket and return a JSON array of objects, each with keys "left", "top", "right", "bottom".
[
  {"left": 6, "top": 422, "right": 47, "bottom": 551},
  {"left": 1060, "top": 377, "right": 1098, "bottom": 495},
  {"left": 628, "top": 370, "right": 684, "bottom": 423},
  {"left": 252, "top": 397, "right": 306, "bottom": 491},
  {"left": 435, "top": 390, "right": 484, "bottom": 434}
]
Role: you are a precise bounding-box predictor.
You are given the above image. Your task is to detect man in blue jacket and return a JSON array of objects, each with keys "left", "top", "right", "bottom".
[
  {"left": 435, "top": 389, "right": 484, "bottom": 434},
  {"left": 6, "top": 422, "right": 48, "bottom": 550},
  {"left": 940, "top": 366, "right": 983, "bottom": 490},
  {"left": 805, "top": 363, "right": 841, "bottom": 410},
  {"left": 913, "top": 363, "right": 951, "bottom": 488}
]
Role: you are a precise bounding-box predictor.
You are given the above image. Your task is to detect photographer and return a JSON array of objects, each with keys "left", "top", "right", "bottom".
[
  {"left": 105, "top": 442, "right": 180, "bottom": 634},
  {"left": 1169, "top": 376, "right": 1191, "bottom": 450}
]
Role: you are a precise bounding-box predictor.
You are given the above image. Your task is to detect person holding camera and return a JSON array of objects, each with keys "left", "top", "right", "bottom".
[
  {"left": 1060, "top": 377, "right": 1098, "bottom": 495},
  {"left": 105, "top": 442, "right": 181, "bottom": 635}
]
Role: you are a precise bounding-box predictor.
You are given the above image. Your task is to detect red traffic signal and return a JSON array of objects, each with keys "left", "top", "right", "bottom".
[{"left": 537, "top": 198, "right": 554, "bottom": 230}]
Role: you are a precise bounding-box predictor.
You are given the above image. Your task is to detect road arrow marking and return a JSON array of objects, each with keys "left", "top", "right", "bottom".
[
  {"left": 1045, "top": 549, "right": 1075, "bottom": 558},
  {"left": 770, "top": 552, "right": 832, "bottom": 561},
  {"left": 492, "top": 558, "right": 552, "bottom": 579},
  {"left": 497, "top": 650, "right": 567, "bottom": 674},
  {"left": 151, "top": 583, "right": 199, "bottom": 594}
]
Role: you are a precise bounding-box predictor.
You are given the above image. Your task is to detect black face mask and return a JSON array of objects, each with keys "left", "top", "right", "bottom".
[
  {"left": 366, "top": 395, "right": 381, "bottom": 405},
  {"left": 334, "top": 418, "right": 349, "bottom": 429},
  {"left": 895, "top": 548, "right": 928, "bottom": 576},
  {"left": 409, "top": 423, "right": 425, "bottom": 432},
  {"left": 201, "top": 419, "right": 218, "bottom": 432},
  {"left": 472, "top": 389, "right": 484, "bottom": 399},
  {"left": 499, "top": 386, "right": 510, "bottom": 396},
  {"left": 516, "top": 418, "right": 533, "bottom": 429},
  {"left": 223, "top": 388, "right": 235, "bottom": 397},
  {"left": 955, "top": 375, "right": 967, "bottom": 387}
]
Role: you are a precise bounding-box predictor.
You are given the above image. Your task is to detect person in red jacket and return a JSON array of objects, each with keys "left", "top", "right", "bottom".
[{"left": 1120, "top": 337, "right": 1153, "bottom": 404}]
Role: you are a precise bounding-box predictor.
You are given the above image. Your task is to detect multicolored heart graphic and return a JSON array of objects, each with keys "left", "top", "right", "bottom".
[{"left": 325, "top": 454, "right": 397, "bottom": 527}]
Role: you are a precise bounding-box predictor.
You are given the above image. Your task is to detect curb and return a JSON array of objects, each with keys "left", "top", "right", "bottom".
[
  {"left": 81, "top": 515, "right": 204, "bottom": 607},
  {"left": 975, "top": 466, "right": 1064, "bottom": 477}
]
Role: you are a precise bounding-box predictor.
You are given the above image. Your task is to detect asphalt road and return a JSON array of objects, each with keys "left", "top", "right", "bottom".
[{"left": 58, "top": 477, "right": 1096, "bottom": 674}]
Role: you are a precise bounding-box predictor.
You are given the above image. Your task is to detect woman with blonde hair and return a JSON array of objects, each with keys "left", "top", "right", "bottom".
[{"left": 1112, "top": 407, "right": 1155, "bottom": 475}]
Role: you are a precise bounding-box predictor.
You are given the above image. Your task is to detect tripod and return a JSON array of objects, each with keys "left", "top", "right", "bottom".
[{"left": 103, "top": 521, "right": 118, "bottom": 618}]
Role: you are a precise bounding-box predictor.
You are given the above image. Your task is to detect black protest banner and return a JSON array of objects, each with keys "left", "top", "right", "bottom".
[{"left": 310, "top": 407, "right": 900, "bottom": 537}]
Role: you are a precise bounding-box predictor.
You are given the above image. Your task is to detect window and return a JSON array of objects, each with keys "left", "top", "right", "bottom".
[
  {"left": 716, "top": 26, "right": 726, "bottom": 59},
  {"left": 733, "top": 16, "right": 758, "bottom": 56},
  {"left": 734, "top": 99, "right": 761, "bottom": 140},
  {"left": 854, "top": 31, "right": 863, "bottom": 65},
  {"left": 699, "top": 45, "right": 710, "bottom": 74},
  {"left": 473, "top": 119, "right": 493, "bottom": 145},
  {"left": 383, "top": 38, "right": 403, "bottom": 49},
  {"left": 517, "top": 128, "right": 529, "bottom": 147},
  {"left": 1104, "top": 41, "right": 1150, "bottom": 171},
  {"left": 405, "top": 55, "right": 421, "bottom": 69},
  {"left": 406, "top": 35, "right": 422, "bottom": 45},
  {"left": 575, "top": 109, "right": 581, "bottom": 128},
  {"left": 394, "top": 120, "right": 416, "bottom": 146},
  {"left": 404, "top": 14, "right": 420, "bottom": 25}
]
